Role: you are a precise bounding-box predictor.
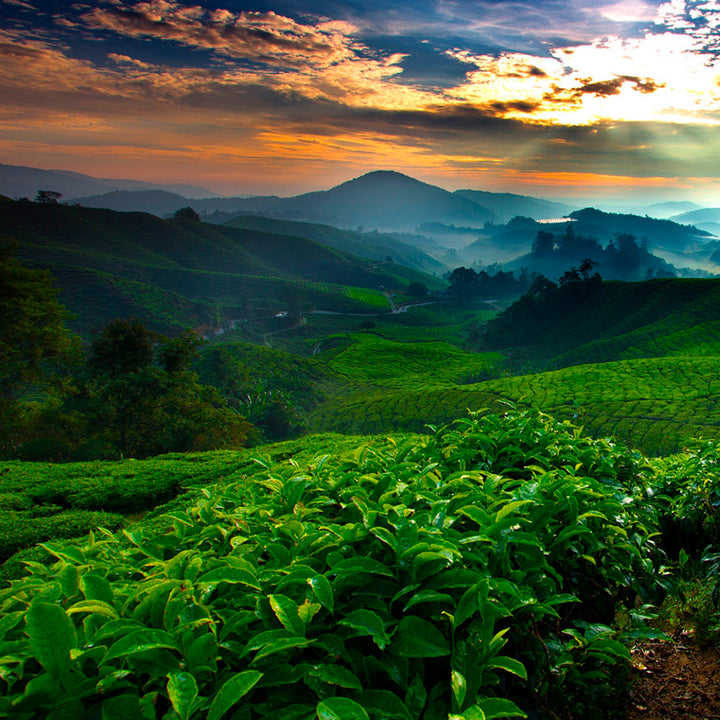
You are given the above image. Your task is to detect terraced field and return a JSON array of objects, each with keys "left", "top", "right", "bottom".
[{"left": 310, "top": 355, "right": 720, "bottom": 455}]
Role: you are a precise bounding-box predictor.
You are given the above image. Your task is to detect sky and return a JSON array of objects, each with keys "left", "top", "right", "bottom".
[{"left": 3, "top": 0, "right": 720, "bottom": 201}]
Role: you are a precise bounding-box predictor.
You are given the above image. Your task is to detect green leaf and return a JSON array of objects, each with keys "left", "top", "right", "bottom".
[
  {"left": 357, "top": 690, "right": 411, "bottom": 719},
  {"left": 452, "top": 670, "right": 467, "bottom": 706},
  {"left": 307, "top": 664, "right": 362, "bottom": 690},
  {"left": 167, "top": 672, "right": 198, "bottom": 720},
  {"left": 339, "top": 609, "right": 389, "bottom": 649},
  {"left": 26, "top": 602, "right": 77, "bottom": 679},
  {"left": 317, "top": 697, "right": 369, "bottom": 720},
  {"left": 253, "top": 636, "right": 313, "bottom": 661},
  {"left": 67, "top": 600, "right": 118, "bottom": 618},
  {"left": 58, "top": 564, "right": 80, "bottom": 598},
  {"left": 81, "top": 574, "right": 115, "bottom": 606},
  {"left": 391, "top": 616, "right": 449, "bottom": 657},
  {"left": 307, "top": 575, "right": 334, "bottom": 613},
  {"left": 494, "top": 500, "right": 531, "bottom": 522},
  {"left": 198, "top": 567, "right": 260, "bottom": 589},
  {"left": 473, "top": 697, "right": 528, "bottom": 719},
  {"left": 269, "top": 595, "right": 305, "bottom": 636},
  {"left": 208, "top": 671, "right": 263, "bottom": 720},
  {"left": 102, "top": 629, "right": 180, "bottom": 664},
  {"left": 486, "top": 656, "right": 527, "bottom": 680}
]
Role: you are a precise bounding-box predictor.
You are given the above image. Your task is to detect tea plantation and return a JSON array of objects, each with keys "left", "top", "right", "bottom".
[{"left": 2, "top": 409, "right": 701, "bottom": 720}]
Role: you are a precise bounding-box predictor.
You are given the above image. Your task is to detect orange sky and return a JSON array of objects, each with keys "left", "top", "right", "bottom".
[{"left": 3, "top": 0, "right": 720, "bottom": 201}]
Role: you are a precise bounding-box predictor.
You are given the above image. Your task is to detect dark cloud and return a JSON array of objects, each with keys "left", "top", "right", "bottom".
[{"left": 576, "top": 75, "right": 664, "bottom": 97}]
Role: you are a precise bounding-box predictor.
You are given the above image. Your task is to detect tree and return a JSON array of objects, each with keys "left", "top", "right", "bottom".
[
  {"left": 0, "top": 247, "right": 76, "bottom": 404},
  {"left": 72, "top": 319, "right": 252, "bottom": 457},
  {"left": 173, "top": 206, "right": 201, "bottom": 222},
  {"left": 0, "top": 248, "right": 78, "bottom": 455},
  {"left": 448, "top": 267, "right": 479, "bottom": 298},
  {"left": 406, "top": 281, "right": 427, "bottom": 298},
  {"left": 35, "top": 190, "right": 62, "bottom": 204}
]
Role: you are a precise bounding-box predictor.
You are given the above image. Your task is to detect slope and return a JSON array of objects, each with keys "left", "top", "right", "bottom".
[
  {"left": 222, "top": 214, "right": 446, "bottom": 276},
  {"left": 480, "top": 277, "right": 720, "bottom": 369},
  {"left": 0, "top": 197, "right": 433, "bottom": 333}
]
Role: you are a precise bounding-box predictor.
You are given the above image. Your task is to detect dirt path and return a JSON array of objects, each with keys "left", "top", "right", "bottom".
[{"left": 620, "top": 635, "right": 720, "bottom": 719}]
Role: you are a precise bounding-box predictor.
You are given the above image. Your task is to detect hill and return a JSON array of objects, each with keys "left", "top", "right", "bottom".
[
  {"left": 0, "top": 162, "right": 215, "bottom": 200},
  {"left": 461, "top": 208, "right": 715, "bottom": 273},
  {"left": 222, "top": 214, "right": 446, "bottom": 275},
  {"left": 479, "top": 277, "right": 720, "bottom": 369},
  {"left": 0, "top": 197, "right": 436, "bottom": 334},
  {"left": 74, "top": 189, "right": 283, "bottom": 218},
  {"left": 454, "top": 189, "right": 575, "bottom": 223}
]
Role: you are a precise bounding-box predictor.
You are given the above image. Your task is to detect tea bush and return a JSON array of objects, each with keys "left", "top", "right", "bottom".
[{"left": 0, "top": 411, "right": 666, "bottom": 719}]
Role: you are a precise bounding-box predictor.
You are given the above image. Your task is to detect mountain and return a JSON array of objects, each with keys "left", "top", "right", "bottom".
[
  {"left": 643, "top": 201, "right": 702, "bottom": 219},
  {"left": 72, "top": 170, "right": 494, "bottom": 231},
  {"left": 453, "top": 189, "right": 576, "bottom": 223},
  {"left": 222, "top": 215, "right": 446, "bottom": 275},
  {"left": 260, "top": 170, "right": 493, "bottom": 231},
  {"left": 0, "top": 162, "right": 216, "bottom": 201},
  {"left": 671, "top": 207, "right": 720, "bottom": 226},
  {"left": 74, "top": 190, "right": 282, "bottom": 217},
  {"left": 0, "top": 197, "right": 437, "bottom": 334}
]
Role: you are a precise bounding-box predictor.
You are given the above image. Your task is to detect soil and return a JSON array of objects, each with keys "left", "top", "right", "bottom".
[{"left": 620, "top": 632, "right": 720, "bottom": 720}]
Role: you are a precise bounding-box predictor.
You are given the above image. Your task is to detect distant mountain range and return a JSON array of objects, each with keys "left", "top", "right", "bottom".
[
  {"left": 0, "top": 163, "right": 217, "bottom": 201},
  {"left": 1, "top": 164, "right": 584, "bottom": 230}
]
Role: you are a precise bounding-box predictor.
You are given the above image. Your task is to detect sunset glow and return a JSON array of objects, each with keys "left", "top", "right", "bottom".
[{"left": 3, "top": 0, "right": 720, "bottom": 199}]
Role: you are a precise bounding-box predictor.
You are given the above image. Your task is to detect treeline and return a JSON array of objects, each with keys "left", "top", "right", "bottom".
[
  {"left": 446, "top": 265, "right": 536, "bottom": 298},
  {"left": 0, "top": 248, "right": 302, "bottom": 462},
  {"left": 529, "top": 225, "right": 677, "bottom": 281}
]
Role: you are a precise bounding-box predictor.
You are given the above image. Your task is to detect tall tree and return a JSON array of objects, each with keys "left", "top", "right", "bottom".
[{"left": 73, "top": 319, "right": 252, "bottom": 457}]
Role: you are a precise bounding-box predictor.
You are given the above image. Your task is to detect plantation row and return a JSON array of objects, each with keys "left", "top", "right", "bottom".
[
  {"left": 310, "top": 356, "right": 720, "bottom": 455},
  {"left": 8, "top": 409, "right": 715, "bottom": 719}
]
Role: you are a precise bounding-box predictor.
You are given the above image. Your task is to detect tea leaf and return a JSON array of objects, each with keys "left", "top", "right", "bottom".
[
  {"left": 102, "top": 629, "right": 180, "bottom": 663},
  {"left": 167, "top": 671, "right": 198, "bottom": 720},
  {"left": 316, "top": 697, "right": 370, "bottom": 720},
  {"left": 26, "top": 602, "right": 76, "bottom": 679},
  {"left": 391, "top": 616, "right": 450, "bottom": 657},
  {"left": 207, "top": 670, "right": 263, "bottom": 720}
]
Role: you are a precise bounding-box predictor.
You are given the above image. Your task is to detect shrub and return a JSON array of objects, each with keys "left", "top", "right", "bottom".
[{"left": 0, "top": 411, "right": 666, "bottom": 719}]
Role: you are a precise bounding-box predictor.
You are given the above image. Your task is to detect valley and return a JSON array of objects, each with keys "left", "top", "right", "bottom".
[{"left": 5, "top": 168, "right": 720, "bottom": 720}]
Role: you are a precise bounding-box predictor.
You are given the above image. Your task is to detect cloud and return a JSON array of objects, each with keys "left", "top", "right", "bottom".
[
  {"left": 1, "top": 0, "right": 36, "bottom": 9},
  {"left": 80, "top": 1, "right": 360, "bottom": 68}
]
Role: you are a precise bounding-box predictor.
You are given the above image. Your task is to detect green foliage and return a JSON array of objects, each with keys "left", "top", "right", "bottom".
[
  {"left": 68, "top": 320, "right": 252, "bottom": 458},
  {"left": 0, "top": 411, "right": 665, "bottom": 719},
  {"left": 0, "top": 247, "right": 78, "bottom": 452}
]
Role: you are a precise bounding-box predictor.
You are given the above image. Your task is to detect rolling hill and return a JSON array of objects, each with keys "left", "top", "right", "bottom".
[
  {"left": 0, "top": 162, "right": 215, "bottom": 201},
  {"left": 0, "top": 197, "right": 437, "bottom": 334},
  {"left": 221, "top": 214, "right": 446, "bottom": 275}
]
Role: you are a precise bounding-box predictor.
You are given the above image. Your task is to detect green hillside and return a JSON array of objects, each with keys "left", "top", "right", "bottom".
[
  {"left": 223, "top": 215, "right": 446, "bottom": 276},
  {"left": 308, "top": 355, "right": 720, "bottom": 455},
  {"left": 481, "top": 277, "right": 720, "bottom": 369},
  {"left": 0, "top": 197, "right": 436, "bottom": 334}
]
